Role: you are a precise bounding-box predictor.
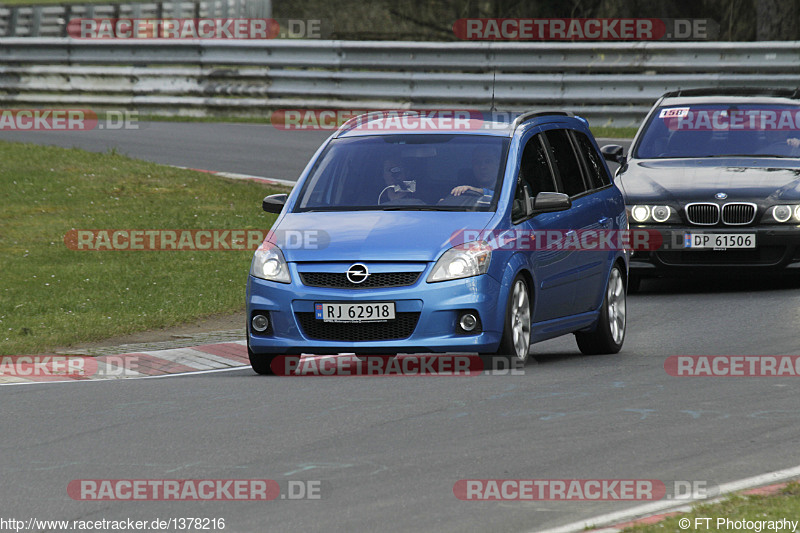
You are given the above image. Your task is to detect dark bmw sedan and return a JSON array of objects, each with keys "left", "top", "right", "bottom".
[{"left": 602, "top": 88, "right": 800, "bottom": 290}]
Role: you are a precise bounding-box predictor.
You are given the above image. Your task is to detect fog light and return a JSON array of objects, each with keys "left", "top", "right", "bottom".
[
  {"left": 459, "top": 313, "right": 477, "bottom": 332},
  {"left": 252, "top": 314, "right": 269, "bottom": 332}
]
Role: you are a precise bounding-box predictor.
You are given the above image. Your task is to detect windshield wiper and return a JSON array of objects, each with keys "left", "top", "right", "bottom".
[
  {"left": 297, "top": 206, "right": 379, "bottom": 212},
  {"left": 380, "top": 206, "right": 465, "bottom": 211},
  {"left": 702, "top": 154, "right": 794, "bottom": 158}
]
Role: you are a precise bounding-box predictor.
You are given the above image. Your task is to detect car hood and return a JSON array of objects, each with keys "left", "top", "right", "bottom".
[
  {"left": 271, "top": 211, "right": 495, "bottom": 262},
  {"left": 618, "top": 158, "right": 800, "bottom": 203}
]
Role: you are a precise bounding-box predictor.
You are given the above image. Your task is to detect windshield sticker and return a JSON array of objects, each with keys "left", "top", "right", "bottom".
[
  {"left": 658, "top": 107, "right": 690, "bottom": 119},
  {"left": 663, "top": 108, "right": 800, "bottom": 131}
]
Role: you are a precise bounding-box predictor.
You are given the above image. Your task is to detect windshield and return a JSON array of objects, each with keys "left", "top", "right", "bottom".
[
  {"left": 635, "top": 104, "right": 800, "bottom": 159},
  {"left": 294, "top": 134, "right": 509, "bottom": 212}
]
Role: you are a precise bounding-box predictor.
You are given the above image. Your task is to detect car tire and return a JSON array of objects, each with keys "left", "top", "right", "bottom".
[
  {"left": 248, "top": 338, "right": 277, "bottom": 375},
  {"left": 575, "top": 264, "right": 626, "bottom": 355},
  {"left": 494, "top": 275, "right": 532, "bottom": 365}
]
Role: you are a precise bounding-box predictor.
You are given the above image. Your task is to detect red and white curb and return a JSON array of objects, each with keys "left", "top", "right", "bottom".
[
  {"left": 534, "top": 464, "right": 800, "bottom": 533},
  {"left": 0, "top": 341, "right": 249, "bottom": 385},
  {"left": 173, "top": 166, "right": 297, "bottom": 188}
]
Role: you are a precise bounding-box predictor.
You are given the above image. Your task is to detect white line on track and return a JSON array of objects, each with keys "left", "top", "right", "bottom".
[
  {"left": 0, "top": 354, "right": 372, "bottom": 388},
  {"left": 0, "top": 365, "right": 248, "bottom": 387},
  {"left": 533, "top": 464, "right": 800, "bottom": 533}
]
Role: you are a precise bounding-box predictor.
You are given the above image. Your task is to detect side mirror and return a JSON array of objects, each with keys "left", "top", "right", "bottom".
[
  {"left": 601, "top": 144, "right": 625, "bottom": 165},
  {"left": 531, "top": 192, "right": 571, "bottom": 213},
  {"left": 262, "top": 194, "right": 288, "bottom": 214},
  {"left": 512, "top": 182, "right": 534, "bottom": 221}
]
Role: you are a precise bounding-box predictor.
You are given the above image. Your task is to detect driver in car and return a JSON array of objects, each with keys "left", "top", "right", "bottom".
[
  {"left": 450, "top": 146, "right": 501, "bottom": 197},
  {"left": 761, "top": 128, "right": 800, "bottom": 156}
]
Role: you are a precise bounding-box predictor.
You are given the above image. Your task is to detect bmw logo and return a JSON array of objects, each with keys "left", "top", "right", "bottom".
[{"left": 715, "top": 192, "right": 728, "bottom": 200}]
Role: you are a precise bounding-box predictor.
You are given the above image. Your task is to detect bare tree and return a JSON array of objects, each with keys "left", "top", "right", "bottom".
[{"left": 756, "top": 0, "right": 798, "bottom": 40}]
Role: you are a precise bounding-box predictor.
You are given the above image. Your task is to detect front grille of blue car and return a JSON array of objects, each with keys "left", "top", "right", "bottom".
[{"left": 300, "top": 272, "right": 420, "bottom": 289}]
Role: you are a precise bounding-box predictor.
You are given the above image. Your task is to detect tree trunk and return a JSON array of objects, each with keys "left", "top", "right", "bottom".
[{"left": 756, "top": 0, "right": 798, "bottom": 40}]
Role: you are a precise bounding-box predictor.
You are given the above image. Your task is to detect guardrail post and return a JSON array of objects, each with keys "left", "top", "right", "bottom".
[
  {"left": 8, "top": 7, "right": 19, "bottom": 37},
  {"left": 62, "top": 5, "right": 71, "bottom": 37},
  {"left": 30, "top": 7, "right": 43, "bottom": 37}
]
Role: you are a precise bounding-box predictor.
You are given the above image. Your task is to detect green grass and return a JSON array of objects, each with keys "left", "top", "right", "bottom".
[
  {"left": 139, "top": 114, "right": 275, "bottom": 125},
  {"left": 620, "top": 482, "right": 800, "bottom": 532},
  {"left": 589, "top": 126, "right": 638, "bottom": 139},
  {"left": 0, "top": 141, "right": 285, "bottom": 355}
]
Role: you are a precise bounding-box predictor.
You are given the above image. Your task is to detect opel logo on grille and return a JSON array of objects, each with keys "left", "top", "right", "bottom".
[
  {"left": 715, "top": 192, "right": 728, "bottom": 200},
  {"left": 346, "top": 263, "right": 370, "bottom": 284}
]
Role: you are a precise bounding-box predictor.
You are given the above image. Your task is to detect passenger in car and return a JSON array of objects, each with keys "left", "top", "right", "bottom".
[{"left": 378, "top": 157, "right": 413, "bottom": 203}]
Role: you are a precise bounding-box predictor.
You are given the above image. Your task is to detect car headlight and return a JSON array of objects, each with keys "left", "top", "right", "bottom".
[
  {"left": 428, "top": 241, "right": 492, "bottom": 282},
  {"left": 773, "top": 205, "right": 791, "bottom": 222},
  {"left": 250, "top": 243, "right": 291, "bottom": 283},
  {"left": 765, "top": 205, "right": 800, "bottom": 224},
  {"left": 628, "top": 205, "right": 676, "bottom": 224},
  {"left": 631, "top": 205, "right": 650, "bottom": 223}
]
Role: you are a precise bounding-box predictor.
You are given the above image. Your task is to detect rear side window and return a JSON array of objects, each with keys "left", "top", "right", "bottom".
[
  {"left": 544, "top": 129, "right": 589, "bottom": 197},
  {"left": 572, "top": 131, "right": 610, "bottom": 189}
]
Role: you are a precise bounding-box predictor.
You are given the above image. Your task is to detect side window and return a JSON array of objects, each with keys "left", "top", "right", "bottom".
[
  {"left": 544, "top": 129, "right": 589, "bottom": 197},
  {"left": 513, "top": 134, "right": 558, "bottom": 221},
  {"left": 520, "top": 134, "right": 558, "bottom": 194},
  {"left": 572, "top": 130, "right": 610, "bottom": 189}
]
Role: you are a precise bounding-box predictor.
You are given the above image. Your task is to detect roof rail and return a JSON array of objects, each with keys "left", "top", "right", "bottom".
[
  {"left": 663, "top": 87, "right": 800, "bottom": 99},
  {"left": 511, "top": 110, "right": 573, "bottom": 131}
]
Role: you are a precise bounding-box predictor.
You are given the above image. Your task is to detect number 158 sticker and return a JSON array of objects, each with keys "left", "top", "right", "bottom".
[{"left": 659, "top": 107, "right": 690, "bottom": 118}]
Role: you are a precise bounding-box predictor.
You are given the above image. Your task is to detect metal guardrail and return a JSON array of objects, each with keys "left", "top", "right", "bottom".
[
  {"left": 0, "top": 0, "right": 271, "bottom": 37},
  {"left": 0, "top": 39, "right": 799, "bottom": 126}
]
